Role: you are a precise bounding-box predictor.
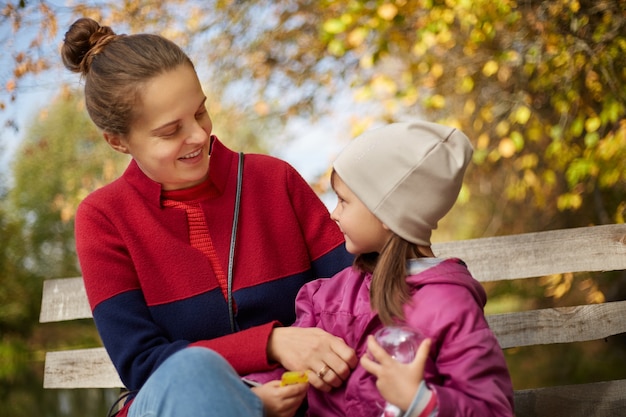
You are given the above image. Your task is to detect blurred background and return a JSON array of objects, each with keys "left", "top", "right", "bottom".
[{"left": 1, "top": 0, "right": 625, "bottom": 415}]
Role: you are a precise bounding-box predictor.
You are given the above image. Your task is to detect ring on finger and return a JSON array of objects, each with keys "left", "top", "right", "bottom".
[{"left": 316, "top": 364, "right": 330, "bottom": 379}]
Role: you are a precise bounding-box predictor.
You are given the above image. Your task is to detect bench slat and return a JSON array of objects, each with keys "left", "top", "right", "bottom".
[
  {"left": 42, "top": 347, "right": 626, "bottom": 417},
  {"left": 39, "top": 224, "right": 626, "bottom": 417},
  {"left": 40, "top": 277, "right": 92, "bottom": 323},
  {"left": 487, "top": 300, "right": 626, "bottom": 349},
  {"left": 433, "top": 224, "right": 626, "bottom": 282},
  {"left": 514, "top": 379, "right": 626, "bottom": 417},
  {"left": 40, "top": 225, "right": 626, "bottom": 322},
  {"left": 43, "top": 347, "right": 123, "bottom": 389}
]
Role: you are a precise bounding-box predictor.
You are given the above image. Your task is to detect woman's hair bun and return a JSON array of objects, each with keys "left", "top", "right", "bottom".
[{"left": 61, "top": 17, "right": 116, "bottom": 75}]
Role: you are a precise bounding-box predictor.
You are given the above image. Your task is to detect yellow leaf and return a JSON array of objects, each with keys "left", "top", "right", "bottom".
[
  {"left": 512, "top": 105, "right": 531, "bottom": 124},
  {"left": 477, "top": 133, "right": 490, "bottom": 150},
  {"left": 585, "top": 117, "right": 601, "bottom": 133},
  {"left": 464, "top": 99, "right": 476, "bottom": 116},
  {"left": 429, "top": 94, "right": 446, "bottom": 109},
  {"left": 482, "top": 60, "right": 499, "bottom": 77},
  {"left": 496, "top": 121, "right": 510, "bottom": 136},
  {"left": 347, "top": 28, "right": 367, "bottom": 47},
  {"left": 498, "top": 138, "right": 516, "bottom": 158},
  {"left": 431, "top": 63, "right": 444, "bottom": 79},
  {"left": 377, "top": 4, "right": 398, "bottom": 21},
  {"left": 323, "top": 19, "right": 346, "bottom": 35},
  {"left": 328, "top": 39, "right": 346, "bottom": 56}
]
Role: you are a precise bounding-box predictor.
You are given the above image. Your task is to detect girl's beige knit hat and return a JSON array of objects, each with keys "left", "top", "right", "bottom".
[{"left": 333, "top": 121, "right": 473, "bottom": 246}]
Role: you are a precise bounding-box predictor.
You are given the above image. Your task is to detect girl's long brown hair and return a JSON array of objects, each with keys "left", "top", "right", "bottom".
[{"left": 355, "top": 235, "right": 424, "bottom": 325}]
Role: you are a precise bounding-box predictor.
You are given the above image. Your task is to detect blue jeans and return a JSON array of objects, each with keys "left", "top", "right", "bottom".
[{"left": 128, "top": 347, "right": 264, "bottom": 417}]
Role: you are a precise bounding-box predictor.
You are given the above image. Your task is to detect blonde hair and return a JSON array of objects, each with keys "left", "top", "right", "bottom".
[{"left": 355, "top": 235, "right": 430, "bottom": 325}]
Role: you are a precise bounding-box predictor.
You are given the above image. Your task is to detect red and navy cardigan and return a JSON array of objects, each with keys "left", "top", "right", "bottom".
[{"left": 75, "top": 138, "right": 352, "bottom": 399}]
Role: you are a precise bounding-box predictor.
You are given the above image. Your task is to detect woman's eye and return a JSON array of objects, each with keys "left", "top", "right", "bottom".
[{"left": 159, "top": 127, "right": 180, "bottom": 138}]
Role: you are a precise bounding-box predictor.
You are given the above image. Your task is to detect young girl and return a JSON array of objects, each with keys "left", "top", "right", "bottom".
[{"left": 248, "top": 121, "right": 514, "bottom": 417}]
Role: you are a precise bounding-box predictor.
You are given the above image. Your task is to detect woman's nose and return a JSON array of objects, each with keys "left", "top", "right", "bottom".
[{"left": 186, "top": 122, "right": 209, "bottom": 144}]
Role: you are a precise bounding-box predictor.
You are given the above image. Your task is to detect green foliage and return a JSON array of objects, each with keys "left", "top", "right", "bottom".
[
  {"left": 312, "top": 0, "right": 626, "bottom": 233},
  {"left": 5, "top": 2, "right": 623, "bottom": 235},
  {"left": 1, "top": 1, "right": 625, "bottom": 412},
  {"left": 9, "top": 89, "right": 129, "bottom": 278}
]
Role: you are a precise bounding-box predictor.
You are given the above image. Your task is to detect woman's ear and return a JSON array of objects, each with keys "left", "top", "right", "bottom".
[{"left": 103, "top": 132, "right": 130, "bottom": 154}]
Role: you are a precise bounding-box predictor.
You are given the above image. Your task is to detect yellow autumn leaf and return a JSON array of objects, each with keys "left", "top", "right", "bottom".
[
  {"left": 477, "top": 133, "right": 490, "bottom": 150},
  {"left": 377, "top": 4, "right": 398, "bottom": 21},
  {"left": 482, "top": 60, "right": 499, "bottom": 77},
  {"left": 347, "top": 28, "right": 367, "bottom": 47},
  {"left": 585, "top": 117, "right": 601, "bottom": 133},
  {"left": 431, "top": 63, "right": 444, "bottom": 79},
  {"left": 496, "top": 120, "right": 510, "bottom": 136},
  {"left": 512, "top": 105, "right": 532, "bottom": 124},
  {"left": 429, "top": 94, "right": 446, "bottom": 109},
  {"left": 498, "top": 138, "right": 516, "bottom": 158}
]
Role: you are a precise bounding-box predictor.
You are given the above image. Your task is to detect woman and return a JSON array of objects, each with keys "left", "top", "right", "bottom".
[{"left": 62, "top": 17, "right": 355, "bottom": 417}]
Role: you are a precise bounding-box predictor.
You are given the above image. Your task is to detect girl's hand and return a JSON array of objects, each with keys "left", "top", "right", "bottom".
[
  {"left": 267, "top": 327, "right": 357, "bottom": 392},
  {"left": 251, "top": 380, "right": 308, "bottom": 417},
  {"left": 360, "top": 335, "right": 432, "bottom": 411}
]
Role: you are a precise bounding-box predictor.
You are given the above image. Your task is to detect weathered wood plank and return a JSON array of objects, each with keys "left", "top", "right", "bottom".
[
  {"left": 43, "top": 348, "right": 124, "bottom": 389},
  {"left": 487, "top": 300, "right": 626, "bottom": 349},
  {"left": 44, "top": 302, "right": 626, "bottom": 388},
  {"left": 433, "top": 224, "right": 626, "bottom": 282},
  {"left": 39, "top": 223, "right": 626, "bottom": 412},
  {"left": 40, "top": 277, "right": 92, "bottom": 323},
  {"left": 514, "top": 379, "right": 626, "bottom": 417},
  {"left": 40, "top": 225, "right": 626, "bottom": 322}
]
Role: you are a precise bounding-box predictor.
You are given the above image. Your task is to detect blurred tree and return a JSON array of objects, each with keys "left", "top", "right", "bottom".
[
  {"left": 1, "top": 0, "right": 625, "bottom": 402},
  {"left": 3, "top": 0, "right": 624, "bottom": 236}
]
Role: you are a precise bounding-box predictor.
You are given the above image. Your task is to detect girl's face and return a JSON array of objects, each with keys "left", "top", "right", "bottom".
[
  {"left": 330, "top": 173, "right": 391, "bottom": 254},
  {"left": 105, "top": 64, "right": 212, "bottom": 191}
]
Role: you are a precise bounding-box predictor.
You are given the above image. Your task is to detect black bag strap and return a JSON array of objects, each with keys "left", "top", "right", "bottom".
[{"left": 227, "top": 152, "right": 244, "bottom": 333}]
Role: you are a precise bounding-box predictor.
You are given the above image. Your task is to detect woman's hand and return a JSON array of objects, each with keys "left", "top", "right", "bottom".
[
  {"left": 267, "top": 327, "right": 357, "bottom": 392},
  {"left": 360, "top": 335, "right": 431, "bottom": 411},
  {"left": 251, "top": 380, "right": 307, "bottom": 417}
]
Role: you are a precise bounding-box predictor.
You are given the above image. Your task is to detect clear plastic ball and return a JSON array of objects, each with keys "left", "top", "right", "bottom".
[{"left": 374, "top": 326, "right": 422, "bottom": 364}]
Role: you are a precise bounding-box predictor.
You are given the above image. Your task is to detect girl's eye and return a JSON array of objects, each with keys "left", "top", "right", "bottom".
[{"left": 195, "top": 109, "right": 208, "bottom": 119}]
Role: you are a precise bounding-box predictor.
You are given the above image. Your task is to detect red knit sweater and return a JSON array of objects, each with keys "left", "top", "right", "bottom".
[{"left": 75, "top": 138, "right": 353, "bottom": 415}]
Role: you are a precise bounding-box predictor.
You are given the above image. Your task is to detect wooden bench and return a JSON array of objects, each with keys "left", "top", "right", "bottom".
[{"left": 40, "top": 224, "right": 626, "bottom": 416}]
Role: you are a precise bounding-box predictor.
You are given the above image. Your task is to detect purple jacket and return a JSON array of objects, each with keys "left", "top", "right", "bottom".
[{"left": 247, "top": 258, "right": 514, "bottom": 417}]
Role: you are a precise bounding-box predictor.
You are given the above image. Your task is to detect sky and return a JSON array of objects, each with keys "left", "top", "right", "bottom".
[
  {"left": 0, "top": 58, "right": 356, "bottom": 211},
  {"left": 0, "top": 8, "right": 372, "bottom": 210}
]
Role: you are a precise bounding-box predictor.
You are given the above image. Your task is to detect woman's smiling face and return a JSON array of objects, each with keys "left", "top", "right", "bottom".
[{"left": 105, "top": 63, "right": 213, "bottom": 191}]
